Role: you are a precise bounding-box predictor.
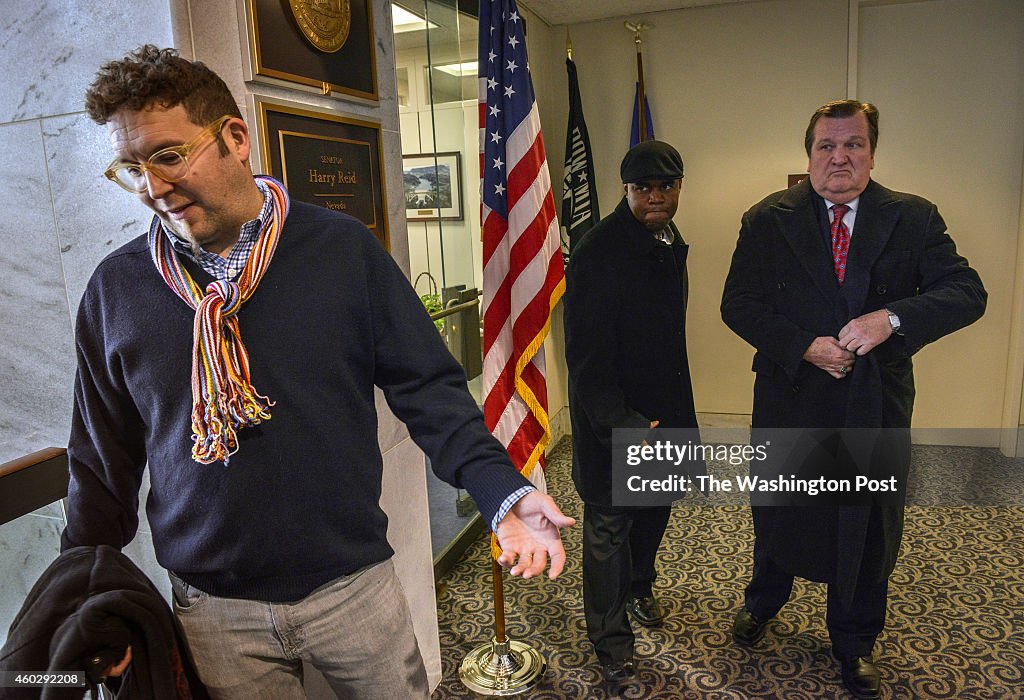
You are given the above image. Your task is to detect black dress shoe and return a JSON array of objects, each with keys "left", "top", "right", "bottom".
[
  {"left": 601, "top": 659, "right": 636, "bottom": 694},
  {"left": 837, "top": 655, "right": 881, "bottom": 699},
  {"left": 626, "top": 595, "right": 665, "bottom": 626},
  {"left": 732, "top": 607, "right": 769, "bottom": 646}
]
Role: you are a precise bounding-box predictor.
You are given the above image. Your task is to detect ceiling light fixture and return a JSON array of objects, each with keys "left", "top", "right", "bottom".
[
  {"left": 435, "top": 61, "right": 478, "bottom": 77},
  {"left": 392, "top": 4, "right": 439, "bottom": 33}
]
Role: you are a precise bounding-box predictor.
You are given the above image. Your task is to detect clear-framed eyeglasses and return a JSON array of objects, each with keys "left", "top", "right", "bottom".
[{"left": 103, "top": 115, "right": 232, "bottom": 193}]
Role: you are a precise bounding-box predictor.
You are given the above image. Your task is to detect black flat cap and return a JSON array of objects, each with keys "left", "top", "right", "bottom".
[{"left": 620, "top": 140, "right": 684, "bottom": 183}]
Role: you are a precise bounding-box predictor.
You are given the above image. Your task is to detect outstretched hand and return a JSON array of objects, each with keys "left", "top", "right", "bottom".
[{"left": 495, "top": 491, "right": 576, "bottom": 580}]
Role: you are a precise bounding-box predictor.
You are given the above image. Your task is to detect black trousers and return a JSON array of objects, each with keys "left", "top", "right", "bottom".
[
  {"left": 744, "top": 535, "right": 888, "bottom": 658},
  {"left": 582, "top": 503, "right": 672, "bottom": 665}
]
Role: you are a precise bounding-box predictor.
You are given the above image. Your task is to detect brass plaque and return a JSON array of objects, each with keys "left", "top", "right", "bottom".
[
  {"left": 279, "top": 130, "right": 375, "bottom": 225},
  {"left": 258, "top": 100, "right": 389, "bottom": 250},
  {"left": 288, "top": 0, "right": 351, "bottom": 53}
]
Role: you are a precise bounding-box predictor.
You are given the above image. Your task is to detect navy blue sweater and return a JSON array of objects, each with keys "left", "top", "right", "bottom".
[{"left": 63, "top": 201, "right": 529, "bottom": 602}]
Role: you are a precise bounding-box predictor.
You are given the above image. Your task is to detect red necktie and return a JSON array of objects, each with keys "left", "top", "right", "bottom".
[{"left": 831, "top": 204, "right": 850, "bottom": 284}]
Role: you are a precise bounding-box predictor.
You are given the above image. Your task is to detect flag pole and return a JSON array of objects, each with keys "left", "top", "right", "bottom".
[
  {"left": 492, "top": 559, "right": 506, "bottom": 643},
  {"left": 461, "top": 0, "right": 557, "bottom": 693},
  {"left": 567, "top": 28, "right": 572, "bottom": 60},
  {"left": 625, "top": 21, "right": 650, "bottom": 142},
  {"left": 459, "top": 560, "right": 546, "bottom": 695}
]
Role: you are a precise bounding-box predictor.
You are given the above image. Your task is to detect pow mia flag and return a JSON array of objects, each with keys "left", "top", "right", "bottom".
[{"left": 561, "top": 57, "right": 600, "bottom": 261}]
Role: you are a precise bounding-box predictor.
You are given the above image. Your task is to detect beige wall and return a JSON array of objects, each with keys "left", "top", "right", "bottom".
[
  {"left": 533, "top": 0, "right": 1024, "bottom": 446},
  {"left": 1015, "top": 171, "right": 1024, "bottom": 453},
  {"left": 524, "top": 8, "right": 574, "bottom": 443},
  {"left": 858, "top": 0, "right": 1023, "bottom": 437}
]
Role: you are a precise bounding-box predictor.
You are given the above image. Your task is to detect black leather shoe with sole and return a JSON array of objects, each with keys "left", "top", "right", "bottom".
[
  {"left": 732, "top": 607, "right": 769, "bottom": 646},
  {"left": 626, "top": 595, "right": 666, "bottom": 627},
  {"left": 601, "top": 659, "right": 636, "bottom": 695},
  {"left": 838, "top": 655, "right": 881, "bottom": 699}
]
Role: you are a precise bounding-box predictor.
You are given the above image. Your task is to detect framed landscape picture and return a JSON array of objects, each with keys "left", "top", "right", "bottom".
[{"left": 403, "top": 152, "right": 463, "bottom": 222}]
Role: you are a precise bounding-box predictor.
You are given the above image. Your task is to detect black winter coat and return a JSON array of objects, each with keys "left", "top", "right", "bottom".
[
  {"left": 564, "top": 198, "right": 699, "bottom": 506},
  {"left": 0, "top": 546, "right": 207, "bottom": 700},
  {"left": 721, "top": 179, "right": 986, "bottom": 603}
]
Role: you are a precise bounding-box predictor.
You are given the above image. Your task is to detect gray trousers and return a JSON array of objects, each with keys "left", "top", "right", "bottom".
[{"left": 170, "top": 559, "right": 429, "bottom": 699}]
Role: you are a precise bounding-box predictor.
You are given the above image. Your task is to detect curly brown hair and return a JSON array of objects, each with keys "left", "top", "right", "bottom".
[
  {"left": 85, "top": 45, "right": 242, "bottom": 154},
  {"left": 804, "top": 99, "right": 879, "bottom": 157}
]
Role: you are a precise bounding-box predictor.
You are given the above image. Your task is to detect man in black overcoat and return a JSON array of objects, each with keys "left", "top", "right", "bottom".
[
  {"left": 564, "top": 141, "right": 699, "bottom": 691},
  {"left": 721, "top": 100, "right": 986, "bottom": 699}
]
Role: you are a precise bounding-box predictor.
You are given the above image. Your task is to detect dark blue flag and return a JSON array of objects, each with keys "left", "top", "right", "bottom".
[{"left": 629, "top": 82, "right": 655, "bottom": 148}]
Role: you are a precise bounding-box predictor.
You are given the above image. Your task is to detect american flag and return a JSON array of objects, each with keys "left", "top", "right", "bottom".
[{"left": 479, "top": 0, "right": 564, "bottom": 493}]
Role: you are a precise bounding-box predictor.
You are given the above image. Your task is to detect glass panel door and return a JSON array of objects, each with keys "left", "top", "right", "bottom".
[{"left": 393, "top": 1, "right": 484, "bottom": 570}]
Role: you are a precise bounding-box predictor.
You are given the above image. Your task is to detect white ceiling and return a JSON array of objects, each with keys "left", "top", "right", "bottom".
[
  {"left": 520, "top": 0, "right": 765, "bottom": 26},
  {"left": 393, "top": 0, "right": 771, "bottom": 51}
]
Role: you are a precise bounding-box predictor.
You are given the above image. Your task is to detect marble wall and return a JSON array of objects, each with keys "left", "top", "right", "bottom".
[
  {"left": 0, "top": 0, "right": 173, "bottom": 647},
  {"left": 0, "top": 2, "right": 441, "bottom": 690}
]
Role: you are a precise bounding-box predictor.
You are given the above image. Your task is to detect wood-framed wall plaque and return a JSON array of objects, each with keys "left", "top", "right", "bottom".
[
  {"left": 256, "top": 99, "right": 389, "bottom": 250},
  {"left": 245, "top": 0, "right": 378, "bottom": 100}
]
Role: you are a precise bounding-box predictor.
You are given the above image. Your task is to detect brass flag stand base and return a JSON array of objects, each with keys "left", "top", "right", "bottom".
[
  {"left": 458, "top": 637, "right": 545, "bottom": 696},
  {"left": 459, "top": 560, "right": 546, "bottom": 696}
]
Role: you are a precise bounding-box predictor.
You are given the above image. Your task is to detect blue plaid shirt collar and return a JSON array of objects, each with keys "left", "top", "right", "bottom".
[{"left": 164, "top": 180, "right": 274, "bottom": 281}]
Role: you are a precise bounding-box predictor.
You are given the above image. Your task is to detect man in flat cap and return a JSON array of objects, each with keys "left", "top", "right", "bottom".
[{"left": 564, "top": 140, "right": 699, "bottom": 691}]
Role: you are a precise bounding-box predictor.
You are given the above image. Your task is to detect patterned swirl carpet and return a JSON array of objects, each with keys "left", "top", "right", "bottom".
[{"left": 432, "top": 438, "right": 1024, "bottom": 699}]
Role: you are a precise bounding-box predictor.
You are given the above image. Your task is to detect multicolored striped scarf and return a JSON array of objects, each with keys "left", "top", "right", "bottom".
[{"left": 148, "top": 176, "right": 290, "bottom": 464}]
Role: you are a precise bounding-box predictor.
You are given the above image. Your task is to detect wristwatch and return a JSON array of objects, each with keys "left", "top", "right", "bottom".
[{"left": 886, "top": 309, "right": 902, "bottom": 335}]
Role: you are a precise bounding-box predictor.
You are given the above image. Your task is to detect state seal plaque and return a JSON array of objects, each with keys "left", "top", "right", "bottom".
[
  {"left": 245, "top": 0, "right": 377, "bottom": 100},
  {"left": 288, "top": 0, "right": 351, "bottom": 53}
]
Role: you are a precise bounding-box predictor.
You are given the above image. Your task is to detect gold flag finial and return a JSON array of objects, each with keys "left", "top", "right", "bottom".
[
  {"left": 624, "top": 20, "right": 649, "bottom": 51},
  {"left": 567, "top": 28, "right": 573, "bottom": 60},
  {"left": 625, "top": 21, "right": 653, "bottom": 142}
]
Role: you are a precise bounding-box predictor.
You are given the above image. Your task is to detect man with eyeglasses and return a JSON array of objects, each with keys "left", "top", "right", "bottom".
[
  {"left": 563, "top": 140, "right": 701, "bottom": 692},
  {"left": 60, "top": 45, "right": 574, "bottom": 699}
]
